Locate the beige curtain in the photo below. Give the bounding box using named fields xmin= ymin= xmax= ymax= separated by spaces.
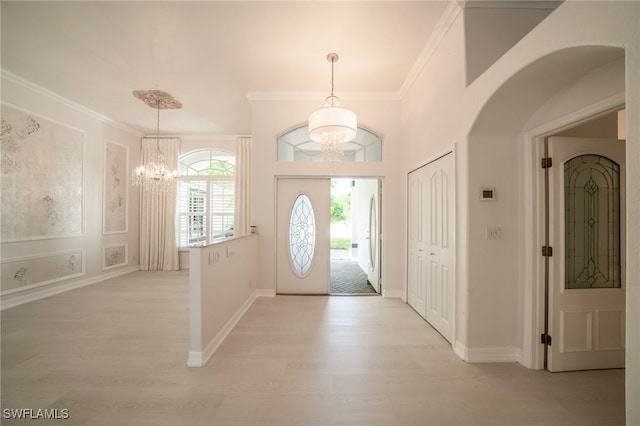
xmin=139 ymin=138 xmax=180 ymax=271
xmin=234 ymin=137 xmax=252 ymax=236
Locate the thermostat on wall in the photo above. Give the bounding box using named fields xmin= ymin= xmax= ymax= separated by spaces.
xmin=480 ymin=188 xmax=495 ymax=201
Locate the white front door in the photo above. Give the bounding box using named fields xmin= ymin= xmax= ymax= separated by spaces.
xmin=548 ymin=137 xmax=625 ymax=372
xmin=276 ymin=178 xmax=330 ymax=294
xmin=407 ymin=153 xmax=455 ymax=342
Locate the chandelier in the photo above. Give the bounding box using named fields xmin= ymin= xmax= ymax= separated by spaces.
xmin=131 ymin=90 xmax=181 ymax=194
xmin=308 ymin=53 xmax=357 ymax=162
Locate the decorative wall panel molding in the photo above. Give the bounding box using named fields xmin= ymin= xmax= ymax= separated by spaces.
xmin=103 ymin=140 xmax=129 ymax=234
xmin=1 ymin=249 xmax=85 ymax=294
xmin=103 ymin=244 xmax=128 ymax=270
xmin=1 ymin=103 xmax=84 ymax=241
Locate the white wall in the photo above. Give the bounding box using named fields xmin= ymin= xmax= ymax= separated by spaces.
xmin=180 ymin=135 xmax=238 ymax=155
xmin=188 ymin=234 xmax=259 ymax=367
xmin=1 ymin=72 xmax=141 ymax=309
xmin=463 ymin=6 xmax=555 ymax=85
xmin=401 ymin=7 xmax=470 ymax=354
xmin=250 ymin=97 xmax=405 ymax=297
xmin=402 ymin=1 xmax=639 ymax=421
xmin=464 ymin=4 xmax=633 ymax=355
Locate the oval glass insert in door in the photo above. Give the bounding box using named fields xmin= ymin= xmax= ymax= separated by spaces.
xmin=289 ymin=194 xmax=316 ymax=276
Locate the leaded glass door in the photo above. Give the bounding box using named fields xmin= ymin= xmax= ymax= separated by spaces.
xmin=276 ymin=178 xmax=330 ymax=294
xmin=548 ymin=137 xmax=625 ymax=372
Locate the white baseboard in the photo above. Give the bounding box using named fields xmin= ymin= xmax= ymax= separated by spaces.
xmin=254 ymin=289 xmax=276 ymax=297
xmin=186 ymin=351 xmax=205 ymax=368
xmin=453 ymin=340 xmax=468 ymax=361
xmin=382 ymin=289 xmax=403 ymax=298
xmin=1 ymin=265 xmax=140 ymax=310
xmin=452 ymin=341 xmax=522 ymax=364
xmin=187 ymin=288 xmax=273 ymax=368
xmin=466 ymin=346 xmax=523 ymax=363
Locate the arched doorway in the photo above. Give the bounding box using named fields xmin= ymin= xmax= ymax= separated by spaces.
xmin=467 ymin=46 xmax=626 ymax=370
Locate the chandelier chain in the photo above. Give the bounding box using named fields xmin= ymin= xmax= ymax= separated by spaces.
xmin=330 ymin=57 xmax=335 ymax=98
xmin=156 ymin=99 xmax=161 ymax=154
xmin=307 ymin=53 xmax=357 ymax=163
xmin=131 ymin=90 xmax=180 ymax=194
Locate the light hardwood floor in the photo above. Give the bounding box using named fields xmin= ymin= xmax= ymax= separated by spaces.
xmin=1 ymin=271 xmax=624 ymax=425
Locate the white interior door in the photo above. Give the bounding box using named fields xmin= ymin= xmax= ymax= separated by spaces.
xmin=277 ymin=178 xmax=330 ymax=294
xmin=407 ymin=153 xmax=454 ymax=342
xmin=548 ymin=137 xmax=625 ymax=372
xmin=424 ymin=153 xmax=454 ymax=342
xmin=408 ymin=167 xmax=427 ymax=318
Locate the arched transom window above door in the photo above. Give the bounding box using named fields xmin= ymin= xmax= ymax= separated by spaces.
xmin=277 ymin=125 xmax=382 ymax=162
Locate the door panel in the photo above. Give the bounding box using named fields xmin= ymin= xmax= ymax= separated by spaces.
xmin=424 ymin=154 xmax=454 ymax=342
xmin=407 ymin=153 xmax=454 ymax=342
xmin=548 ymin=137 xmax=625 ymax=372
xmin=408 ymin=170 xmax=426 ymax=317
xmin=277 ymin=178 xmax=330 ymax=294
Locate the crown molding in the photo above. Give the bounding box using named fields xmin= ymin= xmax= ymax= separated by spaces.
xmin=1 ymin=69 xmax=143 ymax=138
xmin=246 ymin=91 xmax=401 ymax=103
xmin=176 ymin=134 xmax=251 ymax=141
xmin=399 ymin=1 xmax=462 ymax=98
xmin=458 ymin=0 xmax=562 ymax=10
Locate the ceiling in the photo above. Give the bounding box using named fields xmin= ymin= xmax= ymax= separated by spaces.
xmin=1 ymin=1 xmax=453 ymax=136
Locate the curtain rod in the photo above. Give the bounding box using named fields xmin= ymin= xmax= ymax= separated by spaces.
xmin=142 ymin=136 xmax=181 ymax=139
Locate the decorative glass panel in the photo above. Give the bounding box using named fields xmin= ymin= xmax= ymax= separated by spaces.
xmin=179 ymin=149 xmax=235 ymax=176
xmin=289 ymin=194 xmax=316 ymax=276
xmin=278 ymin=125 xmax=382 ymax=162
xmin=564 ymin=155 xmax=620 ymax=289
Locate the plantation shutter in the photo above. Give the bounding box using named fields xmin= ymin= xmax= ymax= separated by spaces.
xmin=177 ymin=180 xmax=208 ymax=246
xmin=209 ymin=180 xmax=235 ymax=240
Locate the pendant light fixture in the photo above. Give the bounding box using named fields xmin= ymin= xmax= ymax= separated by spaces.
xmin=131 ymin=90 xmax=181 ymax=195
xmin=308 ymin=53 xmax=357 ymax=162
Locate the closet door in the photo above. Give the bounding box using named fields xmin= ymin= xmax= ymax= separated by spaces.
xmin=424 ymin=153 xmax=454 ymax=342
xmin=408 ymin=167 xmax=427 ymax=317
xmin=407 ymin=153 xmax=454 ymax=342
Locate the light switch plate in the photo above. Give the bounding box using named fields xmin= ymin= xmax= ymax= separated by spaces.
xmin=486 ymin=226 xmax=504 ymax=240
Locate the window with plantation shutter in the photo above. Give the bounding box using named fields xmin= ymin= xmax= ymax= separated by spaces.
xmin=176 ymin=149 xmax=235 ymax=247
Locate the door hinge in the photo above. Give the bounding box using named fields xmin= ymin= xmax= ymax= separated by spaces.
xmin=541 ymin=333 xmax=552 ymax=346
xmin=542 ymin=246 xmax=553 ymax=257
xmin=541 ymin=157 xmax=552 ymax=168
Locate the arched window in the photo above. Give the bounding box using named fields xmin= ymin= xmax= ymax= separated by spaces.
xmin=277 ymin=124 xmax=382 ymax=162
xmin=176 ymin=149 xmax=235 ymax=247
